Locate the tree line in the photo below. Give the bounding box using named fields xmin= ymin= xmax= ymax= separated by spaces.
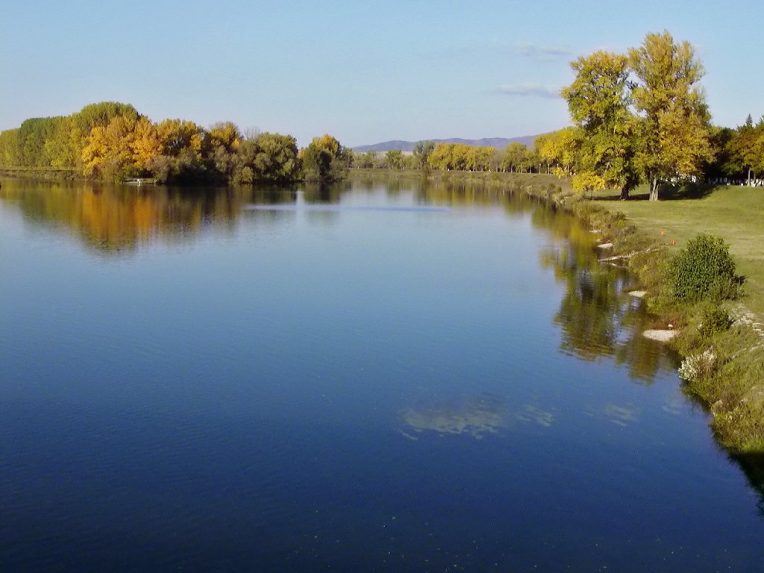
xmin=539 ymin=31 xmax=764 ymax=200
xmin=355 ymin=31 xmax=763 ymax=201
xmin=3 ymin=31 xmax=761 ymax=196
xmin=351 ymin=141 xmax=547 ymax=173
xmin=0 ymin=102 xmax=350 ymax=184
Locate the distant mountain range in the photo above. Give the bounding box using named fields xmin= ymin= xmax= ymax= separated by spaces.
xmin=353 ymin=135 xmax=538 ymax=153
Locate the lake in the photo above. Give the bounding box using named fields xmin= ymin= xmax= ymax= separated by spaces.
xmin=1 ymin=175 xmax=762 ymax=571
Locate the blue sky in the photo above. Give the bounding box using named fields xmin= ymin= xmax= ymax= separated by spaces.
xmin=1 ymin=0 xmax=762 ymax=146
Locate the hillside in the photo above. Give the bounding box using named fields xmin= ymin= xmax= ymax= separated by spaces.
xmin=354 ymin=135 xmax=537 ymax=153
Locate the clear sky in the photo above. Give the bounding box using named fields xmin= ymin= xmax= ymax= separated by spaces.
xmin=1 ymin=0 xmax=762 ymax=147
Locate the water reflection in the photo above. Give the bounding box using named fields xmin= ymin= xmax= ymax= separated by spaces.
xmin=734 ymin=454 xmax=764 ymax=516
xmin=400 ymin=398 xmax=559 ymax=439
xmin=603 ymin=403 xmax=641 ymax=426
xmin=0 ymin=179 xmax=246 ymax=253
xmin=2 ymin=173 xmax=762 ymax=509
xmin=401 ymin=395 xmax=508 ymax=439
xmin=0 ymin=173 xmax=696 ymax=385
xmin=536 ymin=206 xmax=673 ymax=381
xmin=514 ymin=404 xmax=556 ymax=428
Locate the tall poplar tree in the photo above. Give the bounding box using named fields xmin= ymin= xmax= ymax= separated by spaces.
xmin=629 ymin=31 xmax=713 ymax=200
xmin=561 ymin=51 xmax=639 ymax=199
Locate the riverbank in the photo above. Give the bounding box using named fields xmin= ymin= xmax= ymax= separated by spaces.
xmin=519 ymin=177 xmax=762 ymax=453
xmin=7 ymin=166 xmax=762 ymax=451
xmin=592 ymin=186 xmax=764 ymax=319
xmin=588 ymin=184 xmax=764 ymax=453
xmin=0 ymin=167 xmax=83 ymax=181
xmin=353 ymin=169 xmax=763 ymax=453
xmin=528 ymin=178 xmax=763 ymax=452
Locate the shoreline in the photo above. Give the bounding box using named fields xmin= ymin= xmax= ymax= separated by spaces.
xmin=350 ymin=169 xmax=763 ymax=453
xmin=5 ymin=167 xmax=762 ymax=452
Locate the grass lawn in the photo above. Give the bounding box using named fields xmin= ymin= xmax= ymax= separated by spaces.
xmin=595 ymin=185 xmax=764 ymax=319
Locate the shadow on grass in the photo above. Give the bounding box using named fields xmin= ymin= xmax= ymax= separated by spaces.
xmin=660 ymin=182 xmax=717 ymax=200
xmin=593 ymin=182 xmax=718 ymax=202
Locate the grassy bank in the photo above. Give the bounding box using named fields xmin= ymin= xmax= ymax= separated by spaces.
xmin=349 ymin=168 xmax=566 ymax=192
xmin=595 ymin=186 xmax=764 ymax=321
xmin=540 ymin=180 xmax=763 ymax=453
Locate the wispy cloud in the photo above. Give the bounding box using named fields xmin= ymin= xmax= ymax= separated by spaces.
xmin=514 ymin=42 xmax=572 ymax=61
xmin=495 ymin=83 xmax=561 ymax=99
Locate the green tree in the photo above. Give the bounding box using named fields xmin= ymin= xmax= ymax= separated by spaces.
xmin=205 ymin=122 xmax=242 ymax=180
xmin=0 ymin=129 xmax=20 ymax=166
xmin=43 ymin=116 xmax=81 ymax=169
xmin=629 ymin=31 xmax=713 ymax=200
xmin=17 ymin=117 xmax=59 ymax=167
xmin=502 ymin=142 xmax=528 ymax=173
xmin=385 ymin=149 xmax=404 ymax=170
xmin=727 ymin=115 xmax=764 ymax=184
xmin=450 ymin=144 xmax=470 ymax=170
xmin=71 ymin=102 xmax=140 ymax=170
xmin=523 ymin=147 xmax=542 ymax=174
xmin=472 ymin=146 xmax=495 ymax=171
xmin=74 ymin=102 xmax=139 ymax=133
xmin=301 ymin=134 xmax=348 ymax=182
xmin=413 ymin=141 xmax=435 ymax=171
xmin=536 ymin=127 xmax=582 ymax=177
xmin=704 ymin=126 xmax=738 ymax=180
xmin=352 ymin=151 xmax=378 ymax=169
xmin=149 ymin=119 xmax=207 ymax=182
xmin=562 ymin=50 xmax=639 ymax=199
xmin=233 ymin=132 xmax=300 ymax=184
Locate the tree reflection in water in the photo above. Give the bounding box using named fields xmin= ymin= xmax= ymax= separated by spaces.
xmin=2 ymin=173 xmax=762 ymax=509
xmin=733 ymin=453 xmax=764 ymax=517
xmin=0 ymin=179 xmax=253 ymax=253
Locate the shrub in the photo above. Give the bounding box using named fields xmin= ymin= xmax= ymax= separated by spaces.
xmin=678 ymin=349 xmax=716 ymax=382
xmin=670 ymin=234 xmax=739 ymax=302
xmin=698 ymin=305 xmax=732 ymax=338
xmin=572 ymin=171 xmax=606 ymax=196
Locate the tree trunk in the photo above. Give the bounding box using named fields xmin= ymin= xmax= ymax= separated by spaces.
xmin=649 ymin=178 xmax=659 ymax=201
xmin=620 ymin=186 xmax=630 ymax=200
xmin=747 ymin=167 xmax=752 ymax=186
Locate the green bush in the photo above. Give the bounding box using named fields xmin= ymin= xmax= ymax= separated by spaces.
xmin=698 ymin=304 xmax=732 ymax=338
xmin=670 ymin=234 xmax=739 ymax=302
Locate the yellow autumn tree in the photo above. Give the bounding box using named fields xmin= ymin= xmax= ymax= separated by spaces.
xmin=629 ymin=31 xmax=714 ymax=200
xmin=131 ymin=117 xmax=162 ymax=173
xmin=82 ymin=116 xmax=131 ymax=178
xmin=537 ymin=127 xmax=582 ymax=177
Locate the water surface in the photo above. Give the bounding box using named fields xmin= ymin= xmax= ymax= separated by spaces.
xmin=1 ymin=176 xmax=762 ymax=571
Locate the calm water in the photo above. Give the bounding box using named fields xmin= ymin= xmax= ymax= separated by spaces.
xmin=1 ymin=176 xmax=762 ymax=571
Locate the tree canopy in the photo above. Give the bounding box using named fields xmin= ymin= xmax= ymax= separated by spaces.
xmin=301 ymin=134 xmax=350 ymax=183
xmin=629 ymin=31 xmax=713 ymax=199
xmin=553 ymin=30 xmax=720 ymax=200
xmin=561 ymin=51 xmax=639 ymax=198
xmin=0 ymin=102 xmax=346 ymax=186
